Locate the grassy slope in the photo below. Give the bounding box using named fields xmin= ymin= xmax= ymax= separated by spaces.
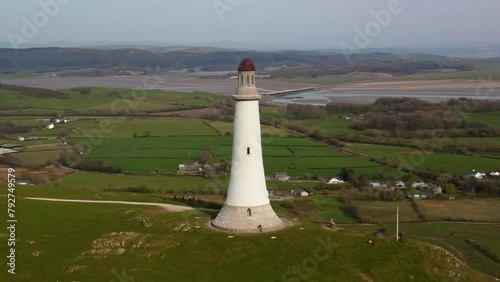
xmin=4 ymin=177 xmax=500 ymax=280
xmin=14 ymin=172 xmax=221 ymax=199
xmin=0 ymin=198 xmax=494 ymax=282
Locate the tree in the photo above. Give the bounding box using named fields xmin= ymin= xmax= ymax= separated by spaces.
xmin=437 ymin=174 xmax=452 ymax=187
xmin=217 ymin=160 xmax=230 ymax=174
xmin=200 ymin=149 xmax=213 ymax=164
xmin=403 ymin=172 xmax=416 ymax=182
xmin=445 ymin=183 xmax=456 ymax=194
xmin=79 ymin=87 xmax=91 ymax=95
xmin=203 ymin=164 xmax=215 ymax=178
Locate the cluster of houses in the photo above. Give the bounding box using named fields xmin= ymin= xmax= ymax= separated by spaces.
xmin=16 ymin=136 xmax=56 ymax=142
xmin=15 ymin=117 xmax=71 ymax=142
xmin=178 ymin=163 xmax=203 ymax=174
xmin=176 ymin=162 xmax=499 ymax=200
xmin=39 ymin=117 xmax=70 ymax=130
xmin=468 ymin=170 xmax=500 ymax=180
xmin=368 ymin=180 xmax=441 ymax=195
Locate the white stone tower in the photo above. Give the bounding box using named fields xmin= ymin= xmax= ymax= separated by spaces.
xmin=211 ymin=58 xmax=284 ymax=233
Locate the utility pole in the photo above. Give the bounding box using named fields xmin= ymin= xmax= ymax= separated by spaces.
xmin=396 ymin=206 xmax=399 ymax=241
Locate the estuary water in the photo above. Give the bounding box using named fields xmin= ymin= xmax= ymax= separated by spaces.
xmin=269 ymin=90 xmax=500 ymax=105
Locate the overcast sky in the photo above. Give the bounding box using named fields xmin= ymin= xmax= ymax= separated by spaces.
xmin=2 ymin=0 xmax=500 ymax=49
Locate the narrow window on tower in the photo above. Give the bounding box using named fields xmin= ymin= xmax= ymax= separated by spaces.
xmin=251 ymin=75 xmax=254 ymax=84
xmin=240 ymin=75 xmax=243 ymax=86
xmin=246 ymin=75 xmax=250 ymax=85
xmin=247 ymin=147 xmax=250 ymax=155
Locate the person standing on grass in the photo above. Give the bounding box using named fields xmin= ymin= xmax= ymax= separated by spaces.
xmin=329 ymin=218 xmax=336 ymax=228
xmin=398 ymin=232 xmax=405 ymax=241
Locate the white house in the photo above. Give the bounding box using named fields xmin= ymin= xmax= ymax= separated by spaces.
xmin=412 ymin=181 xmax=429 ymax=189
xmin=275 ymin=172 xmax=290 ymax=182
xmin=46 ymin=123 xmax=55 ymax=129
xmin=490 ymin=172 xmax=499 ymax=177
xmin=433 ymin=186 xmax=442 ymax=194
xmin=395 ymin=181 xmax=406 ymax=189
xmin=468 ymin=170 xmax=487 ymax=179
xmin=327 ymin=177 xmax=344 ymax=184
xmin=472 ymin=172 xmax=486 ymax=180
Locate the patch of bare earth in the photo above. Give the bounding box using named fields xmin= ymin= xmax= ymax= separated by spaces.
xmin=65 ymin=265 xmax=88 ymax=274
xmin=0 ymin=166 xmax=74 ymax=183
xmin=357 ymin=272 xmax=375 ymax=282
xmin=78 ymin=231 xmax=180 ymax=260
xmin=419 ymin=242 xmax=469 ymax=282
xmin=79 ymin=231 xmax=142 ymax=259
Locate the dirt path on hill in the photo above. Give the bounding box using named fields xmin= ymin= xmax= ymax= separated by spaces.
xmin=24 ymin=197 xmax=198 ymax=212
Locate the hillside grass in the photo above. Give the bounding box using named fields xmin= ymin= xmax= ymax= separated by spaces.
xmin=0 ymin=198 xmax=494 ymax=282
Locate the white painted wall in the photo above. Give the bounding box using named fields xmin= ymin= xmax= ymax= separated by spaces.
xmin=225 ymin=71 xmax=270 ymax=207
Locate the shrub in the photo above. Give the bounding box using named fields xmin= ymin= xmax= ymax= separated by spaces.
xmin=280 ymin=200 xmax=295 ymax=209
xmin=79 ymin=87 xmax=92 ymax=95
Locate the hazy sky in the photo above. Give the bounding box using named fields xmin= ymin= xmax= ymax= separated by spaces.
xmin=2 ymin=0 xmax=500 ymax=49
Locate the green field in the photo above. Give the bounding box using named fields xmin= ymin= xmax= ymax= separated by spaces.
xmin=465 ymin=112 xmax=500 ymax=128
xmin=344 ymin=143 xmax=500 ymax=174
xmin=73 ymin=136 xmax=384 ymax=176
xmin=352 ymin=200 xmax=420 ymax=223
xmin=7 ymin=143 xmax=72 ymax=166
xmin=0 ymin=87 xmax=224 ymax=115
xmin=14 ymin=172 xmax=221 ymax=203
xmin=56 ymin=118 xmax=386 ymax=176
xmin=207 ymin=121 xmax=290 ymax=137
xmin=0 ymin=198 xmax=495 ymax=281
xmin=65 ymin=118 xmax=218 ymax=138
xmin=290 ymin=117 xmax=363 ymax=136
xmin=416 ymin=198 xmax=500 ymax=222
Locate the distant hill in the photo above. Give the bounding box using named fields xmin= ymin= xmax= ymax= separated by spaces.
xmin=0 ymin=47 xmax=475 ymax=74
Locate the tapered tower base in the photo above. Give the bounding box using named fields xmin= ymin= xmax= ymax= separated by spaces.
xmin=212 ymin=203 xmax=285 ymax=233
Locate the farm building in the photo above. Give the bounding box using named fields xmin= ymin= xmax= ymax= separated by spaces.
xmin=178 ymin=163 xmax=202 ymax=175
xmin=327 ymin=177 xmax=344 ymax=184
xmin=275 ymin=172 xmax=290 ymax=181
xmin=412 ymin=181 xmax=429 ymax=189
xmin=433 ymin=186 xmax=442 ymax=194
xmin=395 ymin=181 xmax=406 ymax=189
xmin=370 ymin=182 xmax=388 ymax=189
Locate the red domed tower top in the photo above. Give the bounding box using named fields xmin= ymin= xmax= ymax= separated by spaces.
xmin=238 ymin=58 xmax=256 ymax=72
